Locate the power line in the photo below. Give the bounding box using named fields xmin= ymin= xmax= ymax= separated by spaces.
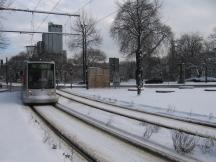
xmin=61 ymin=0 xmax=94 ymax=45
xmin=6 ymin=0 xmax=17 ymax=8
xmin=95 ymin=10 xmax=117 ymax=24
xmin=34 ymin=0 xmax=63 ymax=31
xmin=76 ymin=0 xmax=93 ymax=12
xmin=29 ymin=0 xmax=43 ymax=45
xmin=0 ymin=7 xmax=80 ymax=16
xmin=0 ymin=30 xmax=80 ymax=35
xmin=34 ymin=0 xmax=43 ymax=10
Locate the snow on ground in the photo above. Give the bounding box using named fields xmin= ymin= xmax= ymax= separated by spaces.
xmin=66 ymin=87 xmax=216 ymax=118
xmin=0 ymin=92 xmax=85 ymax=162
xmin=0 ymin=89 xmax=8 ymax=92
xmin=36 ymin=105 xmax=167 ymax=162
xmin=58 ymin=95 xmax=216 ymax=162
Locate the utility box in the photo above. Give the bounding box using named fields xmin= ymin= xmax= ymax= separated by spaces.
xmin=88 ymin=67 xmax=110 ymax=88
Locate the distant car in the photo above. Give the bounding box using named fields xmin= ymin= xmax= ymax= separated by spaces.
xmin=145 ymin=78 xmax=163 ymax=84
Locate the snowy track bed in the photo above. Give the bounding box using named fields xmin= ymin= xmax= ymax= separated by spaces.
xmin=57 ymin=90 xmax=216 ymax=140
xmin=57 ymin=91 xmax=216 ymax=162
xmin=59 ymin=89 xmax=216 ymax=127
xmin=32 ymin=105 xmax=174 ymax=162
xmin=30 ymin=106 xmax=96 ymax=162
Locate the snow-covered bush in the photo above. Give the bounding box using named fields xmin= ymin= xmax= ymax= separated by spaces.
xmin=142 ymin=123 xmax=160 ymax=139
xmin=167 ymin=105 xmax=175 ymax=113
xmin=63 ymin=152 xmax=73 ymax=161
xmin=172 ymin=130 xmax=196 ymax=154
xmin=199 ymin=137 xmax=215 ymax=153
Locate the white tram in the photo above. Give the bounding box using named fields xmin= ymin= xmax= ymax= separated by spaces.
xmin=22 ymin=61 xmax=58 ymax=104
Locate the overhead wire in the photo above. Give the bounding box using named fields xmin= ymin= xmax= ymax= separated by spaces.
xmin=63 ymin=0 xmax=93 ymax=47
xmin=34 ymin=0 xmax=43 ymax=10
xmin=29 ymin=0 xmax=62 ymax=45
xmin=29 ymin=0 xmax=43 ymax=45
xmin=75 ymin=0 xmax=93 ymax=13
xmin=95 ymin=10 xmax=117 ymax=24
xmin=6 ymin=0 xmax=17 ymax=7
xmin=35 ymin=0 xmax=63 ymax=31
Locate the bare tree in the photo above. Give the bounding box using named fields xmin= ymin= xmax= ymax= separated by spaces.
xmin=72 ymin=48 xmax=107 ymax=67
xmin=207 ymin=27 xmax=216 ymax=50
xmin=0 ymin=0 xmax=9 ymax=50
xmin=69 ymin=11 xmax=102 ymax=50
xmin=110 ymin=0 xmax=171 ymax=95
xmin=175 ymin=33 xmax=203 ymax=62
xmin=69 ymin=11 xmax=102 ymax=83
xmin=209 ymin=27 xmax=216 ymax=41
xmin=87 ymin=48 xmax=106 ymax=66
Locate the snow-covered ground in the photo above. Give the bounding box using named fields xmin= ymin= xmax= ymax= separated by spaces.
xmin=66 ymin=87 xmax=216 ymax=118
xmin=1 ymin=86 xmax=216 ymax=162
xmin=0 ymin=92 xmax=86 ymax=162
xmin=0 ymin=88 xmax=8 ymax=92
xmin=58 ymin=92 xmax=216 ymax=162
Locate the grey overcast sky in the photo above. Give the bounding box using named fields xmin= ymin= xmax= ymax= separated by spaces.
xmin=0 ymin=0 xmax=216 ymax=61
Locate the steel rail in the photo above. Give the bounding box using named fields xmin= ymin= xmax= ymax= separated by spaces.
xmin=58 ymin=89 xmax=216 ymax=128
xmin=56 ymin=90 xmax=216 ymax=140
xmin=53 ymin=103 xmax=202 ymax=162
xmin=29 ymin=106 xmax=97 ymax=162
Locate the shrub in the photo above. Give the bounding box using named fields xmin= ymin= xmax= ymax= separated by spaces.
xmin=172 ymin=130 xmax=196 ymax=154
xmin=143 ymin=123 xmax=160 ymax=139
xmin=199 ymin=137 xmax=215 ymax=153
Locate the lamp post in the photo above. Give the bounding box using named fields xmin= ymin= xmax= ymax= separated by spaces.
xmin=26 ymin=45 xmax=36 ymax=59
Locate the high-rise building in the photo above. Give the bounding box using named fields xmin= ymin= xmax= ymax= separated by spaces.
xmin=42 ymin=22 xmax=63 ymax=54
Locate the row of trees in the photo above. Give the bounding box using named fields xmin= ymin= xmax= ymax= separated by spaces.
xmin=69 ymin=0 xmax=172 ymax=94
xmin=0 ymin=0 xmax=9 ymax=50
xmin=166 ymin=31 xmax=216 ymax=81
xmin=1 ymin=0 xmax=216 ymax=94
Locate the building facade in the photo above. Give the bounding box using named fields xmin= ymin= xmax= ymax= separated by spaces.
xmin=42 ymin=22 xmax=63 ymax=54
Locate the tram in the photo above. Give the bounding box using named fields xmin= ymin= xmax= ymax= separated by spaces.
xmin=22 ymin=61 xmax=58 ymax=104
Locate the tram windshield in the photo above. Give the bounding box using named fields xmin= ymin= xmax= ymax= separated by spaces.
xmin=28 ymin=63 xmax=55 ymax=89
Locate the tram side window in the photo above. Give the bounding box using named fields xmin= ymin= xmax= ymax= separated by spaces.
xmin=28 ymin=64 xmax=54 ymax=89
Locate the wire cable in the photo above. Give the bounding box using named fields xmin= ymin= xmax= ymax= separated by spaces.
xmin=34 ymin=0 xmax=43 ymax=10
xmin=35 ymin=0 xmax=63 ymax=31
xmin=95 ymin=10 xmax=117 ymax=24
xmin=6 ymin=0 xmax=17 ymax=7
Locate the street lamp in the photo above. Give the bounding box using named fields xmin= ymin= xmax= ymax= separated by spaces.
xmin=26 ymin=45 xmax=36 ymax=59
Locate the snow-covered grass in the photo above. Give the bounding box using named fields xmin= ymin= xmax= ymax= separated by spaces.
xmin=0 ymin=92 xmax=86 ymax=162
xmin=66 ymin=87 xmax=216 ymax=121
xmin=59 ymin=90 xmax=216 ymax=162
xmin=0 ymin=88 xmax=8 ymax=92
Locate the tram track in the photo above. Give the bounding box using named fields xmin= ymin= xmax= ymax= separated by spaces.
xmin=56 ymin=89 xmax=216 ymax=140
xmin=30 ymin=104 xmax=202 ymax=162
xmin=29 ymin=106 xmax=97 ymax=162
xmin=58 ymin=89 xmax=216 ymax=128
